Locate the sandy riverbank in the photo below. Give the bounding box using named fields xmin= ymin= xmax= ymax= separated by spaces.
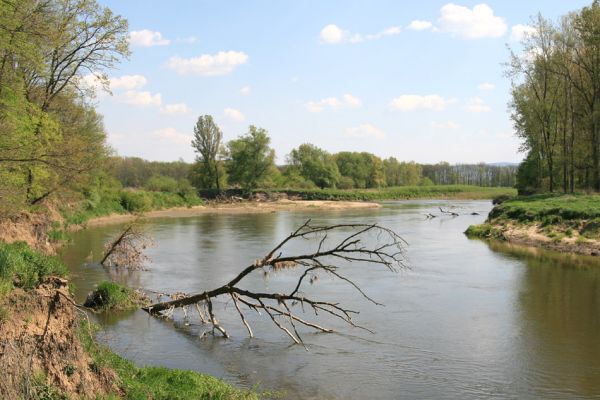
xmin=478 ymin=223 xmax=600 ymax=257
xmin=86 ymin=199 xmax=381 ymax=227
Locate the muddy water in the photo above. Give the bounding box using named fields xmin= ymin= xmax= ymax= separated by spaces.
xmin=60 ymin=201 xmax=600 ymax=399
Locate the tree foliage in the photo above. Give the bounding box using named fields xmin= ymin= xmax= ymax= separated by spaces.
xmin=190 ymin=115 xmax=226 ymax=190
xmin=288 ymin=144 xmax=340 ymax=189
xmin=226 ymin=126 xmax=276 ymax=190
xmin=0 ymin=0 xmax=128 ymax=215
xmin=508 ymin=2 xmax=600 ymax=193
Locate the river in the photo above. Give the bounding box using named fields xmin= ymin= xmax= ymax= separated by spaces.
xmin=60 ymin=200 xmax=600 ymax=399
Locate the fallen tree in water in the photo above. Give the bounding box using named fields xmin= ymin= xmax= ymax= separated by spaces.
xmin=143 ymin=220 xmax=407 ymax=345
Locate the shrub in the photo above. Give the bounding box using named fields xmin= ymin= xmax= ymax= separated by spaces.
xmin=120 ymin=190 xmax=153 ymax=212
xmin=145 ymin=175 xmax=179 ymax=193
xmin=83 ymin=281 xmax=148 ymax=311
xmin=0 ymin=242 xmax=68 ymax=296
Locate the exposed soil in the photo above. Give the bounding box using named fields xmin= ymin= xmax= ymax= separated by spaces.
xmin=87 ymin=199 xmax=382 ymax=227
xmin=0 ymin=204 xmax=62 ymax=254
xmin=0 ymin=277 xmax=118 ymax=398
xmin=493 ymin=223 xmax=600 ymax=256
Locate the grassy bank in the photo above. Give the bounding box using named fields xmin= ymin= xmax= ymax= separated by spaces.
xmin=0 ymin=242 xmax=261 ymax=399
xmin=78 ymin=321 xmax=260 ymax=400
xmin=63 ymin=188 xmax=202 ymax=227
xmin=200 ymin=185 xmax=517 ymax=201
xmin=466 ymin=194 xmax=600 ymax=255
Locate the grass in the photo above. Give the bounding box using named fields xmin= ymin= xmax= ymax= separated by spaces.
xmin=0 ymin=241 xmax=68 ymax=297
xmin=62 ymin=188 xmax=203 ymax=227
xmin=466 ymin=193 xmax=600 ymax=242
xmin=83 ymin=281 xmax=148 ymax=311
xmin=78 ymin=321 xmax=264 ymax=400
xmin=200 ymin=185 xmax=517 ymax=201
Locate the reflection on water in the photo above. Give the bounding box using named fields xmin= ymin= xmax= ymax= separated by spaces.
xmin=489 ymin=242 xmax=600 ymax=398
xmin=60 ymin=201 xmax=600 ymax=399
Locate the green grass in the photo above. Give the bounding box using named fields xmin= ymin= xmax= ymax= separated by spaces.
xmin=466 ymin=193 xmax=600 ymax=241
xmin=83 ymin=281 xmax=148 ymax=311
xmin=260 ymin=185 xmax=516 ymax=201
xmin=488 ymin=194 xmax=600 ymax=222
xmin=0 ymin=241 xmax=68 ymax=297
xmin=62 ymin=189 xmax=203 ymax=227
xmin=78 ymin=321 xmax=263 ymax=400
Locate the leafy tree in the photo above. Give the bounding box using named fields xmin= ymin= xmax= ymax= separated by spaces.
xmin=226 ymin=126 xmax=276 ymax=190
xmin=334 ymin=152 xmax=385 ymax=189
xmin=288 ymin=144 xmax=340 ymax=189
xmin=191 ymin=115 xmax=226 ymax=190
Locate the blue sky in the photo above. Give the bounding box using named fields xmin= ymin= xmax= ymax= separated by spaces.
xmin=92 ymin=0 xmax=591 ymax=164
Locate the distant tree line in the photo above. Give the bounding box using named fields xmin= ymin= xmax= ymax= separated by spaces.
xmin=178 ymin=114 xmax=517 ymax=192
xmin=508 ymin=1 xmax=600 ymax=193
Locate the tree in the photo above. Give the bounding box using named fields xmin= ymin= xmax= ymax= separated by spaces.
xmin=144 ymin=221 xmax=406 ymax=345
xmin=226 ymin=126 xmax=276 ymax=190
xmin=191 ymin=115 xmax=225 ymax=190
xmin=288 ymin=144 xmax=340 ymax=189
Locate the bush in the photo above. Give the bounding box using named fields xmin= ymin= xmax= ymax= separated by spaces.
xmin=120 ymin=190 xmax=153 ymax=213
xmin=145 ymin=175 xmax=179 ymax=193
xmin=0 ymin=242 xmax=68 ymax=296
xmin=83 ymin=281 xmax=148 ymax=311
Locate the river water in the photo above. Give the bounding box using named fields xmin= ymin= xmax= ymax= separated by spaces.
xmin=60 ymin=200 xmax=600 ymax=399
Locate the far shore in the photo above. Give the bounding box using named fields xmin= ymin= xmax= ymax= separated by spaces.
xmin=85 ymin=199 xmax=381 ymax=227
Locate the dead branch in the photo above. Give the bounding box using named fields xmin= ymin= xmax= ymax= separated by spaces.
xmin=438 ymin=207 xmax=459 ymax=217
xmin=143 ymin=220 xmax=407 ymax=345
xmin=100 ymin=221 xmax=154 ymax=269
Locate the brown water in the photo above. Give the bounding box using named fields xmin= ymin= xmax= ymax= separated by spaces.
xmin=60 ymin=201 xmax=600 ymax=399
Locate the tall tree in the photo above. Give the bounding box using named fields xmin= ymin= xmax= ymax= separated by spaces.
xmin=191 ymin=115 xmax=225 ymax=190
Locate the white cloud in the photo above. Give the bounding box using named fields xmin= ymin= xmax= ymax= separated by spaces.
xmin=510 ymin=24 xmax=536 ymax=42
xmin=342 ymin=93 xmax=362 ymax=108
xmin=153 ymin=128 xmax=192 ymax=144
xmin=166 ymin=51 xmax=248 ymax=76
xmin=478 ymin=82 xmax=495 ymax=90
xmin=320 ymin=24 xmax=345 ymax=44
xmin=465 ymin=97 xmax=491 ymax=113
xmin=119 ymin=90 xmax=162 ymax=107
xmin=345 ymin=123 xmax=386 ymax=139
xmin=176 ymin=36 xmax=198 ymax=44
xmin=437 ymin=3 xmax=507 ymax=39
xmin=224 ymin=107 xmax=245 ymax=121
xmin=129 ymin=30 xmax=170 ymax=47
xmin=305 ymin=93 xmax=362 ymax=112
xmin=363 ymin=26 xmax=402 ymax=41
xmin=390 ymin=95 xmax=453 ymax=112
xmin=408 ymin=20 xmax=433 ymax=31
xmin=240 ymin=86 xmax=251 ymax=96
xmin=319 ymin=24 xmax=400 ymax=44
xmin=431 ymin=121 xmax=460 ymax=129
xmin=160 ymin=103 xmax=189 ymax=115
xmin=110 ymin=75 xmax=147 ymax=90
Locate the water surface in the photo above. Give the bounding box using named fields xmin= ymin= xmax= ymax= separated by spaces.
xmin=61 ymin=201 xmax=600 ymax=399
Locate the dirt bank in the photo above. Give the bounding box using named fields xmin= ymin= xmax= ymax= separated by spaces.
xmin=0 ymin=277 xmax=117 ymax=398
xmin=482 ymin=223 xmax=600 ymax=256
xmin=86 ymin=199 xmax=381 ymax=227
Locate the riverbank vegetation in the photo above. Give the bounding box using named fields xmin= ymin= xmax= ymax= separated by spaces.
xmin=508 ymin=1 xmax=600 ymax=194
xmin=466 ymin=194 xmax=600 ymax=255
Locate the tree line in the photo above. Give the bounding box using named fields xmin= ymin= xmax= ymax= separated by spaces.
xmin=509 ymin=1 xmax=600 ymax=193
xmin=188 ymin=115 xmax=517 ymax=191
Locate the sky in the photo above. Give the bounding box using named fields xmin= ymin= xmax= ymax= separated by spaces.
xmin=91 ymin=0 xmax=592 ymax=164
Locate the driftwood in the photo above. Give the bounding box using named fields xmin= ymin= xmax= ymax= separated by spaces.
xmin=438 ymin=207 xmax=459 ymax=217
xmin=143 ymin=220 xmax=407 ymax=345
